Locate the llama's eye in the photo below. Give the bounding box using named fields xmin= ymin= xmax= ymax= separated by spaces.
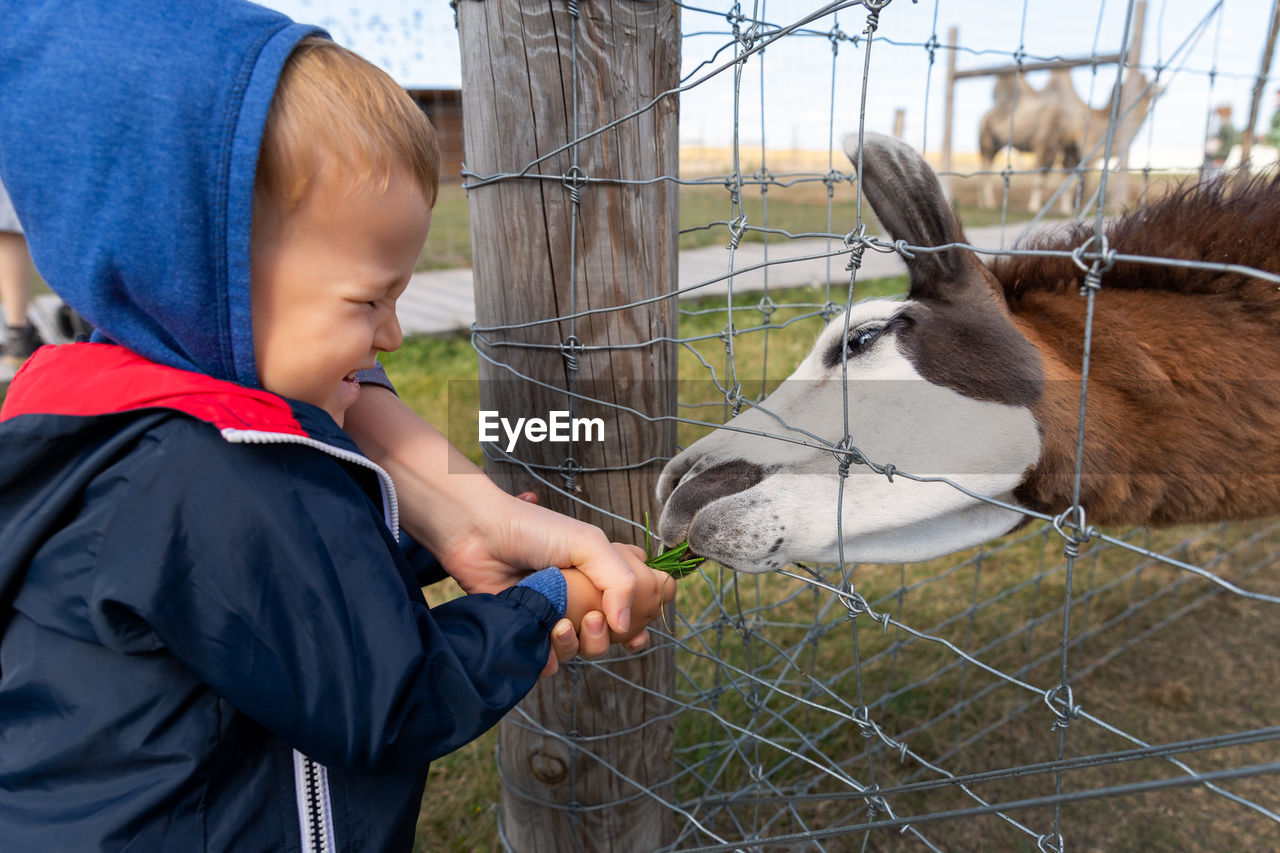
xmin=846 ymin=325 xmax=884 ymax=356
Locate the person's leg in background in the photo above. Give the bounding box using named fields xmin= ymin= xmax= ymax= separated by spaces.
xmin=0 ymin=228 xmax=40 ymax=372
xmin=0 ymin=171 xmax=42 ymax=375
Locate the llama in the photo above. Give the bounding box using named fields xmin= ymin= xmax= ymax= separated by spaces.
xmin=979 ymin=69 xmax=1157 ymax=213
xmin=656 ymin=133 xmax=1280 ymax=571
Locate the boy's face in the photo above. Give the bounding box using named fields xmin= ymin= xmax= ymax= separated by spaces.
xmin=251 ymin=164 xmax=431 ymax=425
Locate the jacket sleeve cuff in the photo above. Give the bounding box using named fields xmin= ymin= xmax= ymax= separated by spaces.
xmin=497 ymin=581 xmax=564 ymax=634
xmin=514 ymin=567 xmax=567 ymax=618
xmin=355 ymin=361 xmax=397 ymax=396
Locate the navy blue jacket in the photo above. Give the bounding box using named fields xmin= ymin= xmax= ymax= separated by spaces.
xmin=0 ymin=344 xmax=560 ymax=851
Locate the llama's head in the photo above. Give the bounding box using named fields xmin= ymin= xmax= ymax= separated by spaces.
xmin=655 ymin=133 xmax=1045 ymax=571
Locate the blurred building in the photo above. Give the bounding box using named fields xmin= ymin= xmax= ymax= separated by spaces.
xmin=406 ymin=88 xmax=464 ymax=183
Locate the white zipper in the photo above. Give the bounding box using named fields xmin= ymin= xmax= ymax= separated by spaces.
xmin=220 ymin=427 xmax=400 ymax=541
xmin=292 ymin=748 xmax=336 ymax=853
xmin=224 ymin=425 xmax=404 ymax=853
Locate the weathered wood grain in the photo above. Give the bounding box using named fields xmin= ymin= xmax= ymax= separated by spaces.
xmin=458 ymin=0 xmax=681 ymax=848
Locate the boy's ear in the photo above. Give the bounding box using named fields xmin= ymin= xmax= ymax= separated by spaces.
xmin=843 ymin=132 xmax=972 ymax=300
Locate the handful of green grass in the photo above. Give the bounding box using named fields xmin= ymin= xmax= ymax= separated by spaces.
xmin=643 ymin=512 xmax=705 ymax=579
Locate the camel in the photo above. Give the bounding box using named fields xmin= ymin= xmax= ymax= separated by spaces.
xmin=656 ymin=133 xmax=1280 ymax=571
xmin=979 ymin=69 xmax=1158 ymax=214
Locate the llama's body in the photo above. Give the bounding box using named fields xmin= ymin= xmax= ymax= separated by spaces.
xmin=656 ymin=133 xmax=1280 ymax=571
xmin=1001 ymin=191 xmax=1280 ymax=524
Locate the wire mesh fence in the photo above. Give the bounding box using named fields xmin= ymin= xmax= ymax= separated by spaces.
xmin=455 ymin=0 xmax=1280 ymax=848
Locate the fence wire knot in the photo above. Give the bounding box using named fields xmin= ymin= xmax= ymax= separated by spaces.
xmin=725 ymin=382 xmax=746 ymax=416
xmin=827 ymin=25 xmax=849 ymax=55
xmin=725 ymin=2 xmax=744 ymax=40
xmin=559 ymin=334 xmax=584 ymax=371
xmin=730 ymin=10 xmax=759 ymax=50
xmin=1038 ymin=832 xmax=1066 ymax=853
xmin=756 ymin=295 xmax=777 ymax=320
xmin=843 ymin=222 xmax=867 ymax=249
xmin=558 ymin=456 xmax=581 ymax=491
xmin=851 ymin=705 xmax=875 ymax=735
xmin=724 ymin=173 xmax=742 ymax=207
xmin=842 ymin=588 xmax=871 ymax=619
xmin=727 ymin=214 xmax=748 ymax=250
xmin=1071 ymin=233 xmax=1115 ymax=295
xmin=833 ymin=435 xmax=864 ymax=479
xmin=923 ymin=32 xmax=939 ymax=64
xmin=823 ymin=168 xmax=844 ymax=197
xmin=862 ymin=782 xmax=890 ymax=818
xmin=562 ymin=165 xmax=587 ymax=205
xmin=844 ymin=223 xmax=869 ymax=272
xmin=847 ymin=243 xmax=867 ymax=273
xmin=862 ymin=0 xmax=887 ymax=35
xmin=819 ymin=301 xmax=843 ymax=322
xmin=1044 ymin=683 xmax=1082 ymax=732
xmin=1052 ymin=506 xmax=1095 ymax=559
xmin=841 ymin=589 xmax=891 ymax=633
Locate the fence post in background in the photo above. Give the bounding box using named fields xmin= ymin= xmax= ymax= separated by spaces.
xmin=456 ymin=0 xmax=681 ymax=850
xmin=1241 ymin=0 xmax=1280 ymax=171
xmin=941 ymin=26 xmax=958 ymax=197
xmin=1108 ymin=0 xmax=1146 ymax=212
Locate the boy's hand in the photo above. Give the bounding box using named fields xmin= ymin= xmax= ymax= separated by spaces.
xmin=561 ymin=553 xmax=677 ymax=645
xmin=441 ymin=489 xmax=645 ymax=636
xmin=540 ymin=545 xmax=673 ymax=678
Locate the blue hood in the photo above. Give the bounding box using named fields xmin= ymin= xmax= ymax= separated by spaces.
xmin=0 ymin=0 xmax=322 ymax=385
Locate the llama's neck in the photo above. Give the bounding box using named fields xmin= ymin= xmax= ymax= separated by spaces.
xmin=1010 ymin=288 xmax=1280 ymax=526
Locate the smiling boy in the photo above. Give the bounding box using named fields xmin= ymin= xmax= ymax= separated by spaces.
xmin=0 ymin=5 xmax=671 ymax=851
xmin=250 ymin=158 xmax=428 ymax=425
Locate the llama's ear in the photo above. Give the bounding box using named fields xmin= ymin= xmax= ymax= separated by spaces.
xmin=843 ymin=132 xmax=971 ymax=299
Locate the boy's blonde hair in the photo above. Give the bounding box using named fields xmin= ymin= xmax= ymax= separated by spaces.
xmin=257 ymin=37 xmax=440 ymax=215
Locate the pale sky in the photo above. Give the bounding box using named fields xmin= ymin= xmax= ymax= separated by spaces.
xmin=263 ymin=0 xmax=1279 ymax=166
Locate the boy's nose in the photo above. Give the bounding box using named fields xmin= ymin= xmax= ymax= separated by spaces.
xmin=376 ymin=313 xmax=403 ymax=352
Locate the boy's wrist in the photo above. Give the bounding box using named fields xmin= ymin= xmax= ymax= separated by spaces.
xmin=515 ymin=567 xmax=567 ymax=618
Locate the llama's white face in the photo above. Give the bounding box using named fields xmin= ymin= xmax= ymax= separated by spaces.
xmin=655 ymin=300 xmax=1042 ymax=571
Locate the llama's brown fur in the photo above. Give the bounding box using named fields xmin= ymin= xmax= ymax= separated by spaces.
xmin=991 ymin=173 xmax=1280 ymax=526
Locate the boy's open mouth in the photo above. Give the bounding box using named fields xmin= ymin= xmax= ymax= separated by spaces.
xmin=342 ymin=372 xmax=359 ymax=383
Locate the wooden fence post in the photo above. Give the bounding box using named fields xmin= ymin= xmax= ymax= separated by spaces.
xmin=1241 ymin=0 xmax=1280 ymax=171
xmin=1108 ymin=0 xmax=1146 ymax=212
xmin=941 ymin=26 xmax=957 ymax=196
xmin=456 ymin=0 xmax=681 ymax=849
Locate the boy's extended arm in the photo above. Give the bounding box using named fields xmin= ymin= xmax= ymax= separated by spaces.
xmin=344 ymin=385 xmax=646 ymax=640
